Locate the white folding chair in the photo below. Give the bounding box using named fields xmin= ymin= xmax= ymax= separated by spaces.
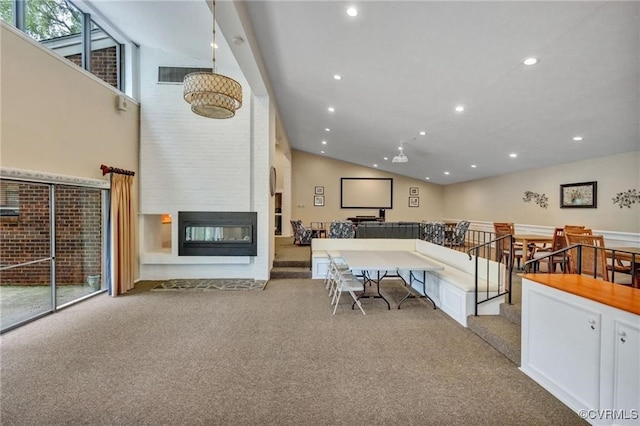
xmin=332 ymin=266 xmax=366 ymax=315
xmin=326 ymin=253 xmax=351 ymax=298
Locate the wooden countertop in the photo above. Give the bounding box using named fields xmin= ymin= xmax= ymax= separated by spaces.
xmin=521 ymin=273 xmax=640 ymax=315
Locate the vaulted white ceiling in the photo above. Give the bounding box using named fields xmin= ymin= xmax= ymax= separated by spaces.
xmin=91 ymin=1 xmax=640 ymax=185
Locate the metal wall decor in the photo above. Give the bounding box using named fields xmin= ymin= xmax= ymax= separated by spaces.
xmin=612 ymin=189 xmax=639 ymax=208
xmin=523 ymin=191 xmax=549 ymax=209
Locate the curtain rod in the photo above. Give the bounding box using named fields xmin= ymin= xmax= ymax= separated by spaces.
xmin=100 ymin=165 xmax=135 ymax=176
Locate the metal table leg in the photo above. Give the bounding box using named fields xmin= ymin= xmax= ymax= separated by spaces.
xmin=352 ymin=270 xmax=391 ymax=310
xmin=398 ymin=270 xmax=436 ymax=309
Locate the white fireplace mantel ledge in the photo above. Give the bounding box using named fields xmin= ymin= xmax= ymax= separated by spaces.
xmin=141 ymin=251 xmax=251 ymax=265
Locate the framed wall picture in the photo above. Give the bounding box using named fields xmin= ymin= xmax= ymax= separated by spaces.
xmin=408 ymin=197 xmax=419 ymax=207
xmin=314 ymin=195 xmax=325 ymax=207
xmin=315 ymin=186 xmax=324 ymax=195
xmin=560 ymin=181 xmax=597 ymax=208
xmin=409 ymin=187 xmax=419 ymax=196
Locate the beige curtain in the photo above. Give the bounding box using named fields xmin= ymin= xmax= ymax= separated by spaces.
xmin=110 ymin=174 xmax=135 ymax=296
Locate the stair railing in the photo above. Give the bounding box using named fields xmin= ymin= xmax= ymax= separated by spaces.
xmin=467 ymin=234 xmax=514 ymax=315
xmin=422 ymin=228 xmax=495 ymax=253
xmin=524 ymin=245 xmax=638 ymax=286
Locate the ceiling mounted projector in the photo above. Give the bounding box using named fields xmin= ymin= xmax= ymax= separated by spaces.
xmin=392 ymin=145 xmax=408 ymax=163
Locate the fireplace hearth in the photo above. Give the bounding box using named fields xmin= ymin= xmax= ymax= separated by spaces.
xmin=178 ymin=212 xmax=257 ymax=256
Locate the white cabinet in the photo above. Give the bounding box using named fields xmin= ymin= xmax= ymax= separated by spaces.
xmin=611 ymin=321 xmax=640 ymax=416
xmin=521 ymin=278 xmax=640 ymax=425
xmin=523 ymin=289 xmax=602 ymax=410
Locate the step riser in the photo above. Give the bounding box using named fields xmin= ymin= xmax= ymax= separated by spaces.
xmin=270 ymin=272 xmax=312 ymax=279
xmin=273 ymin=260 xmax=311 ymax=268
xmin=467 ymin=316 xmax=521 ymax=366
xmin=270 ymin=265 xmax=312 ymax=279
xmin=500 ymin=303 xmax=522 ymax=326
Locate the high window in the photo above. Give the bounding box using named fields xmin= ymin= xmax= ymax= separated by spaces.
xmin=1 ymin=0 xmax=123 ymax=90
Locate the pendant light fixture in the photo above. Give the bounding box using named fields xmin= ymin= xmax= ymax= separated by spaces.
xmin=183 ymin=1 xmax=243 ymax=119
xmin=392 ymin=142 xmax=408 ymax=163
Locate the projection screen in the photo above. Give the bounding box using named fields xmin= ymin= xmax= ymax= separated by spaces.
xmin=340 ymin=178 xmax=393 ymax=209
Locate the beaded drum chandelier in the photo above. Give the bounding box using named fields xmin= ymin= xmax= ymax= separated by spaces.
xmin=183 ymin=1 xmax=242 ymax=119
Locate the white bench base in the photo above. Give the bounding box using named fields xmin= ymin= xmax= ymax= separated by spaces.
xmin=311 ymin=239 xmax=506 ymax=327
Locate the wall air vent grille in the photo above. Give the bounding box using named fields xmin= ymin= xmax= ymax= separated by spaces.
xmin=158 ymin=67 xmax=210 ymax=84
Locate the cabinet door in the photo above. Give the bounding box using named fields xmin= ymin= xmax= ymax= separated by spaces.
xmin=613 ymin=321 xmax=640 ymax=415
xmin=526 ymin=290 xmax=602 ymax=410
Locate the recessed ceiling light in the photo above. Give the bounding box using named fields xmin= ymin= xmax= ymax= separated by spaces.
xmin=383 ymin=157 xmax=388 ymax=161
xmin=573 ymin=136 xmax=584 ymax=141
xmin=373 ymin=164 xmax=378 ymax=168
xmin=509 ymin=153 xmax=518 ymax=158
xmin=419 ymin=131 xmax=426 ymax=136
xmin=328 ymin=107 xmax=335 ymax=113
xmin=444 ymin=171 xmax=450 ymax=175
xmin=471 ymin=164 xmax=477 ymax=168
xmin=425 ymin=177 xmax=430 ymax=180
xmin=210 ymin=42 xmax=218 ymax=49
xmin=455 ymin=105 xmax=465 ymax=112
xmin=523 ymin=57 xmax=538 ymax=66
xmin=333 ymin=74 xmax=342 ymax=80
xmin=320 ymin=150 xmax=325 ymax=154
xmin=325 ymin=128 xmax=330 ymax=132
xmin=321 ymin=140 xmax=327 ymax=145
xmin=346 ymin=7 xmax=358 ymax=17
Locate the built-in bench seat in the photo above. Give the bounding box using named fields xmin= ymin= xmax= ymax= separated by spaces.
xmin=311 ymin=238 xmax=506 ymax=327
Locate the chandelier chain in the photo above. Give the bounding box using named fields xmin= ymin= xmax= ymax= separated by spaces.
xmin=211 ymin=0 xmax=216 ymax=73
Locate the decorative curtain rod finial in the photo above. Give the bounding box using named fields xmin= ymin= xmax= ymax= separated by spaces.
xmin=100 ymin=164 xmax=135 ymax=176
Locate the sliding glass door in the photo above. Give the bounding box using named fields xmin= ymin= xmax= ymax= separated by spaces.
xmin=0 ymin=179 xmax=106 ymax=332
xmin=55 ymin=185 xmax=105 ymax=307
xmin=0 ymin=181 xmax=53 ymax=329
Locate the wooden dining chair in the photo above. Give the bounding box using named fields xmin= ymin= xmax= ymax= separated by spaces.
xmin=565 ymin=233 xmax=611 ymax=281
xmin=563 ymin=226 xmax=592 ymax=248
xmin=493 ymin=222 xmax=528 ymax=268
xmin=531 ymin=227 xmax=567 ymax=272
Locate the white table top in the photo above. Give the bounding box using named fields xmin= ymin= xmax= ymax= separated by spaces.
xmin=340 ymin=250 xmax=445 ymax=272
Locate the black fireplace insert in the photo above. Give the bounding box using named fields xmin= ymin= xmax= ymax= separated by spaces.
xmin=178 ymin=212 xmax=257 ymax=256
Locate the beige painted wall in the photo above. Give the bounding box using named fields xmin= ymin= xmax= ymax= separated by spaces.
xmin=1 ymin=24 xmax=139 ymax=179
xmin=1 ymin=23 xmax=140 ymax=277
xmin=443 ymin=151 xmax=640 ymax=233
xmin=291 ymin=150 xmax=445 ymax=225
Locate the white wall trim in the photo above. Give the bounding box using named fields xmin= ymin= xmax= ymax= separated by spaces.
xmin=0 ymin=167 xmax=110 ymax=189
xmin=448 ymin=219 xmax=640 ymax=247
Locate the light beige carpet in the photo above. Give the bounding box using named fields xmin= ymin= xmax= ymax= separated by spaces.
xmin=0 ymin=278 xmax=584 ymax=425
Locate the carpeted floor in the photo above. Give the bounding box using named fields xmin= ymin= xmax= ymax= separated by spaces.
xmin=274 ymin=236 xmax=311 ymax=263
xmin=0 ymin=276 xmax=585 ymax=425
